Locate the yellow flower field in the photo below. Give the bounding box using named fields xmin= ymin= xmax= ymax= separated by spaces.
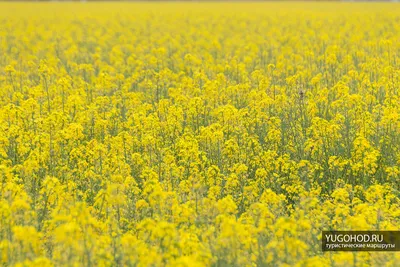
xmin=1 ymin=2 xmax=400 ymax=266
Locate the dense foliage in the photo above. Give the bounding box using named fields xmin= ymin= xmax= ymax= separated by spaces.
xmin=1 ymin=3 xmax=400 ymax=266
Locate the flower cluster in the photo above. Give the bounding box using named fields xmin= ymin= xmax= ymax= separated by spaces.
xmin=1 ymin=2 xmax=400 ymax=266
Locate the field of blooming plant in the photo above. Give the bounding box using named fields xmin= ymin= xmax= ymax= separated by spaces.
xmin=1 ymin=2 xmax=400 ymax=266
